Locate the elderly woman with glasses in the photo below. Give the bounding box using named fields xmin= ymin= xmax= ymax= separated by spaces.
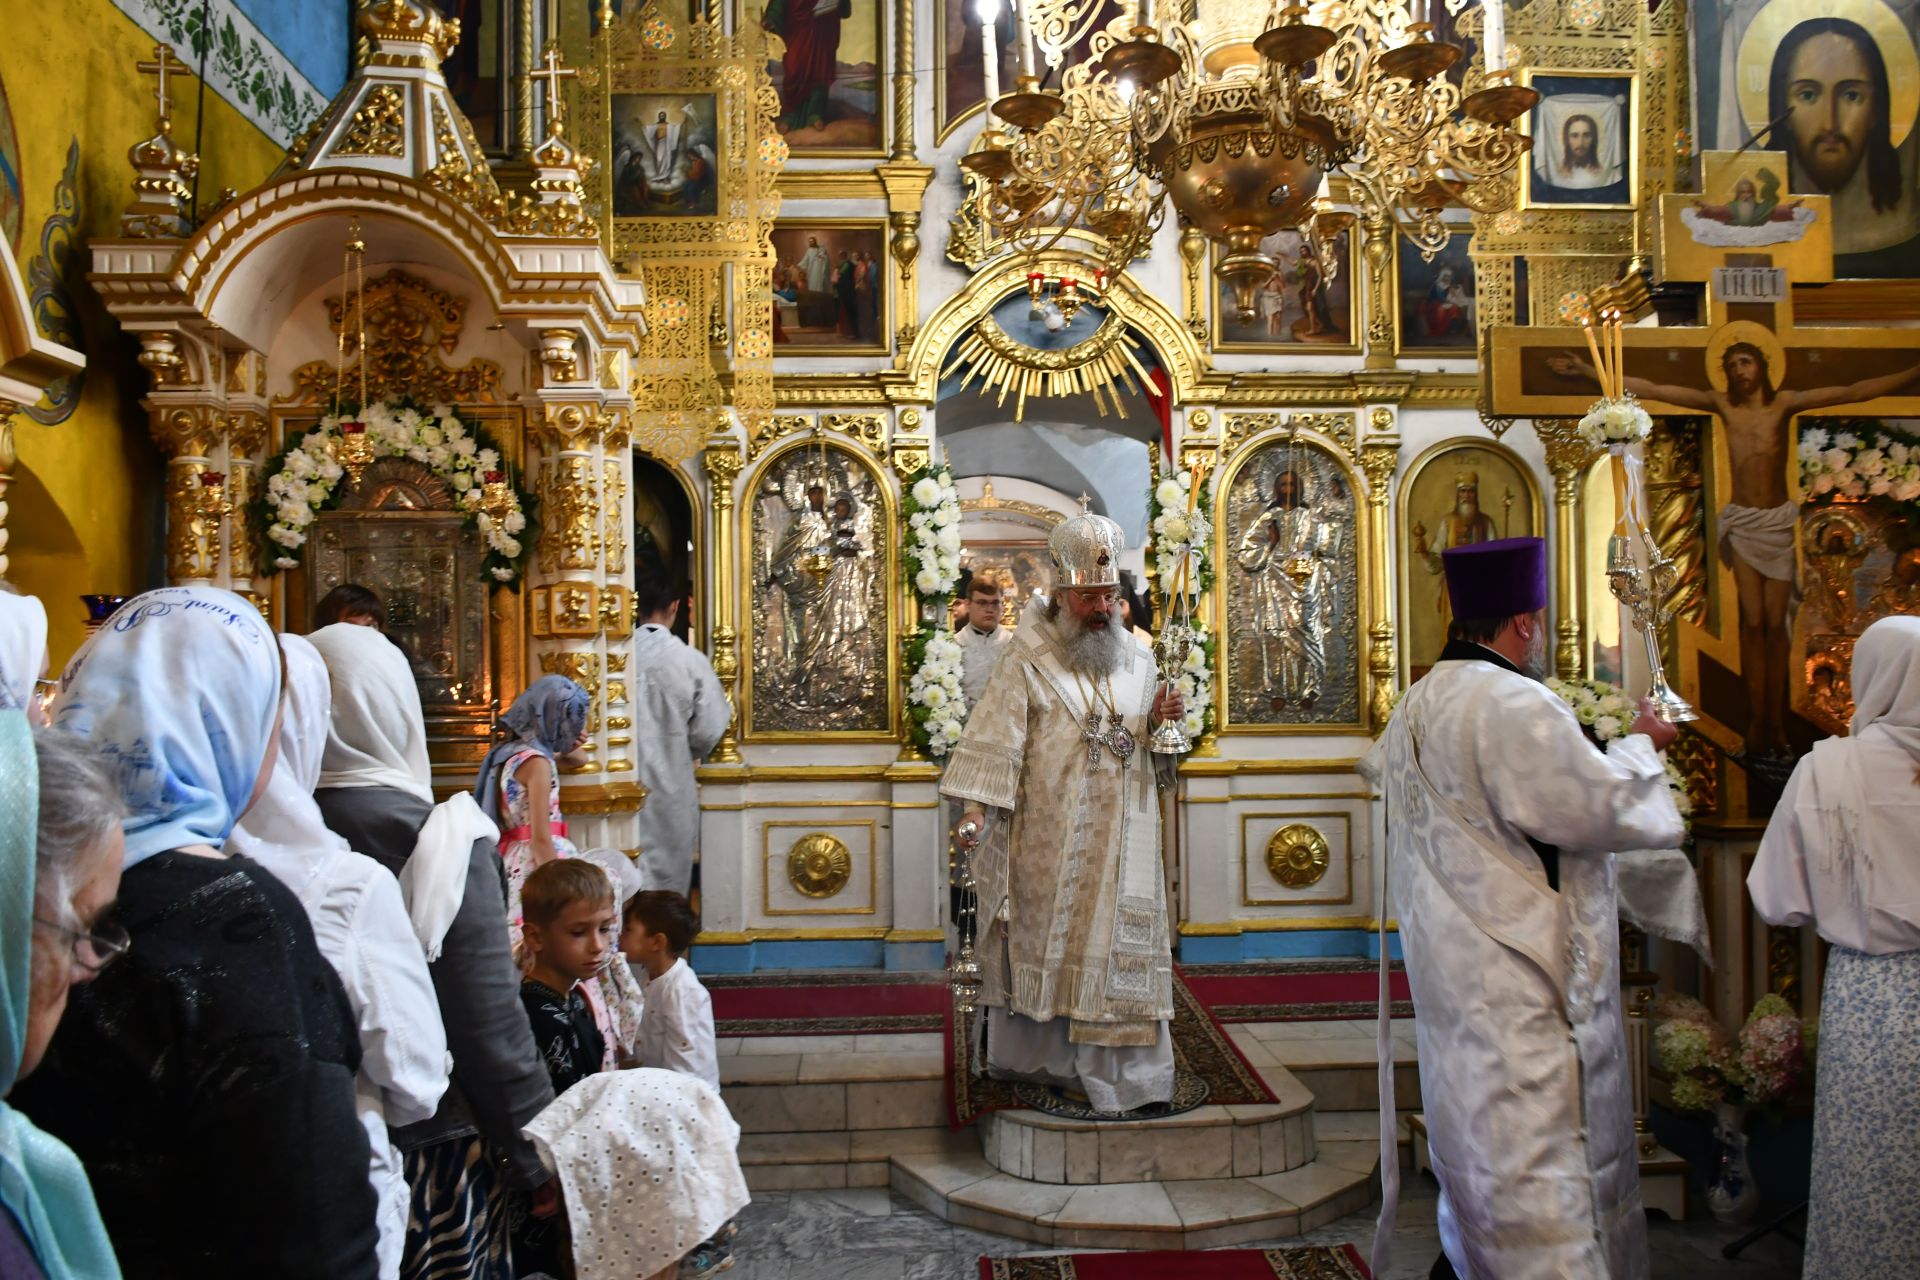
xmin=1 ymin=720 xmax=126 ymax=1280
xmin=12 ymin=588 xmax=379 ymax=1278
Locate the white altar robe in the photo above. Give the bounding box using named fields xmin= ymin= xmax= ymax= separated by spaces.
xmin=630 ymin=623 xmax=732 ymax=896
xmin=941 ymin=614 xmax=1175 ymax=1110
xmin=956 ymin=622 xmax=1012 ymax=710
xmin=1362 ymin=654 xmax=1683 ymax=1279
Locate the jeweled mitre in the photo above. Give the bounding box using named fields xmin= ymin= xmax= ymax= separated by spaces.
xmin=1049 ymin=512 xmax=1125 ymax=588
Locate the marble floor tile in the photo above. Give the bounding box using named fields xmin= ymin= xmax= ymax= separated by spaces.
xmin=796 ymin=1051 xmax=944 ymax=1083
xmin=854 ymin=1032 xmax=943 ymax=1053
xmin=739 ymin=1034 xmax=858 ymax=1055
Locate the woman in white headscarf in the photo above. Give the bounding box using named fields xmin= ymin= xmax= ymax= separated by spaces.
xmin=307 ymin=621 xmax=552 ymax=1280
xmin=0 ymin=587 xmax=50 ymax=724
xmin=1751 ymin=613 xmax=1920 ymax=1279
xmin=229 ymin=634 xmax=449 ymax=1280
xmin=9 ymin=587 xmax=380 ymax=1278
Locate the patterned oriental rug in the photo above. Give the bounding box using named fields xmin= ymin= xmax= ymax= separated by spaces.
xmin=705 ymin=970 xmax=948 ymax=1037
xmin=977 ymin=1244 xmax=1372 ymax=1279
xmin=947 ymin=972 xmax=1278 ymax=1128
xmin=1179 ymin=960 xmax=1414 ymax=1023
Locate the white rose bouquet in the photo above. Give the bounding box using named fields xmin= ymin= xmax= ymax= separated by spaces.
xmin=1546 ymin=675 xmax=1693 ymax=842
xmin=257 ymin=400 xmax=534 ymax=583
xmin=902 ymin=462 xmax=967 ymax=757
xmin=1576 ymin=394 xmax=1654 ymax=452
xmin=1799 ymin=421 xmax=1920 ymax=507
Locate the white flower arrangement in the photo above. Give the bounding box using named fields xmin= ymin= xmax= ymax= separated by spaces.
xmin=1546 ymin=675 xmax=1693 ymax=838
xmin=1576 ymin=394 xmax=1654 ymax=452
xmin=1147 ymin=462 xmax=1217 ymax=742
xmin=909 ymin=628 xmax=969 ymax=756
xmin=261 ymin=401 xmax=531 ymax=583
xmin=1798 ymin=423 xmax=1920 ymax=505
xmin=903 ymin=462 xmax=966 ymax=757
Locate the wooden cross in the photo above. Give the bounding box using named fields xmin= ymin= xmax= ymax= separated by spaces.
xmin=1487 ymin=150 xmax=1920 ymax=760
xmin=136 ymin=44 xmax=185 ymax=133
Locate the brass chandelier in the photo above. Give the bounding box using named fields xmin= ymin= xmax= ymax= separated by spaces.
xmin=960 ymin=0 xmax=1538 ymax=325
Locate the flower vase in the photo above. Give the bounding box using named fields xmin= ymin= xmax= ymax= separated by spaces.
xmin=1705 ymin=1102 xmax=1760 ymax=1224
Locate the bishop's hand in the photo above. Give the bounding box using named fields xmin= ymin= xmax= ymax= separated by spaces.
xmin=955 ymin=809 xmax=987 ymax=850
xmin=1630 ymin=696 xmax=1680 ymax=753
xmin=1153 ymin=684 xmax=1186 ymax=724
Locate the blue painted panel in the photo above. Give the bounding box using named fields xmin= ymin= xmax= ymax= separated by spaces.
xmin=232 ymin=0 xmax=350 ymax=95
xmin=884 ymin=941 xmax=946 ymax=972
xmin=1175 ymin=928 xmax=1403 ymax=964
xmin=687 ymin=937 xmax=888 ymax=973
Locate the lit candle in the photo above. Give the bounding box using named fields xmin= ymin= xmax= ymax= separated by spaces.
xmin=1481 ymin=0 xmax=1505 ymax=75
xmin=1581 ymin=318 xmax=1606 ymax=391
xmin=978 ymin=0 xmax=1002 ymax=101
xmin=1611 ymin=308 xmax=1624 ymax=401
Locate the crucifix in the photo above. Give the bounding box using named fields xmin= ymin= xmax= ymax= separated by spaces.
xmin=1489 ymin=150 xmax=1920 ymax=761
xmin=532 ymin=43 xmax=579 ymax=134
xmin=136 ymin=44 xmax=186 ymax=135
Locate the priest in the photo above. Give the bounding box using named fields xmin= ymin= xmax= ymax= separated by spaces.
xmin=1361 ymin=537 xmax=1683 ymax=1280
xmin=945 ymin=513 xmax=1184 ymax=1112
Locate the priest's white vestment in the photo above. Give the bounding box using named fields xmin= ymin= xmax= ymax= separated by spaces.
xmin=630 ymin=622 xmax=731 ymax=895
xmin=1362 ymin=651 xmax=1683 ymax=1279
xmin=940 ymin=613 xmax=1175 ymax=1110
xmin=955 ymin=622 xmax=1012 ymax=710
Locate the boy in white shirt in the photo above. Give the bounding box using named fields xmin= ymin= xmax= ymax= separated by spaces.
xmin=622 ymin=890 xmax=731 ymax=1274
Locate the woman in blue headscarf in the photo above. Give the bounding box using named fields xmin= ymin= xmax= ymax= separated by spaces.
xmin=1 ymin=718 xmax=125 ymax=1280
xmin=472 ymin=675 xmax=591 ymax=944
xmin=10 ymin=587 xmax=380 ymax=1278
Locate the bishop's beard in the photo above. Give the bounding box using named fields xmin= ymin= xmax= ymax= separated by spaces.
xmin=1051 ymin=604 xmax=1129 ymax=677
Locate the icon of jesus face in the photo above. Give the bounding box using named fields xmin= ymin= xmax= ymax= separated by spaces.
xmin=1274 ymin=471 xmax=1302 ymax=507
xmin=1563 ymin=114 xmax=1599 ymax=169
xmin=1781 ymin=29 xmax=1880 ymax=192
xmin=1724 ymin=346 xmax=1765 ymax=395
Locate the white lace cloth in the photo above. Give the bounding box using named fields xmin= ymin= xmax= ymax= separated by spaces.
xmin=522 ymin=1069 xmax=748 ymax=1280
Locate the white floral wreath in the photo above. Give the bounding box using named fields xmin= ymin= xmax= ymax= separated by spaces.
xmin=1149 ymin=466 xmax=1215 ymax=743
xmin=1546 ymin=675 xmax=1693 ymax=840
xmin=264 ymin=401 xmax=531 ymax=582
xmin=904 ymin=465 xmax=967 ymax=757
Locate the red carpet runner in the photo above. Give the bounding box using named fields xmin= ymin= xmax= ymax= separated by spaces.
xmin=977 ymin=1244 xmax=1371 ymax=1279
xmin=1179 ymin=960 xmax=1412 ymax=1023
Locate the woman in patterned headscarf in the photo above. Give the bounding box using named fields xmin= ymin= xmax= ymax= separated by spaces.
xmin=10 ymin=587 xmax=379 ymax=1278
xmin=472 ymin=675 xmax=591 ymax=940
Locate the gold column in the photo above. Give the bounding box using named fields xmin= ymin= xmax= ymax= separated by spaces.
xmin=152 ymin=407 xmax=223 ymax=584
xmin=1360 ymin=424 xmax=1400 ymax=729
xmin=225 ymin=409 xmax=267 ymax=599
xmin=889 ymin=212 xmax=923 ymax=352
xmin=533 ymin=403 xmax=608 ymax=774
xmin=703 ymin=441 xmax=745 ymax=764
xmin=888 ymin=0 xmax=914 ymax=162
xmin=1361 ymin=209 xmax=1395 ymax=370
xmin=514 ymin=0 xmax=536 ymax=156
xmin=1537 ymin=418 xmax=1597 ymax=680
xmin=891 ymin=424 xmax=933 ymax=763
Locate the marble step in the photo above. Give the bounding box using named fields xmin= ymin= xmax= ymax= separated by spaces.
xmin=718 ymin=1034 xmax=946 ymax=1135
xmin=977 ymin=1063 xmax=1319 ymax=1183
xmin=736 ymin=1126 xmax=976 ymax=1192
xmin=890 ymin=1143 xmax=1380 ymax=1251
xmin=1227 ymin=1020 xmax=1422 ymax=1113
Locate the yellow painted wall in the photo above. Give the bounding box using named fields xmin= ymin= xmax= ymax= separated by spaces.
xmin=3 ymin=0 xmax=288 ymax=665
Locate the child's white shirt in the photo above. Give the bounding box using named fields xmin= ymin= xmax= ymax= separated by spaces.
xmin=635 ymin=956 xmax=720 ymax=1091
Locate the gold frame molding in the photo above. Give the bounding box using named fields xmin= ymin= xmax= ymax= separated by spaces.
xmin=1391 ymin=225 xmax=1478 ymax=360
xmin=754 ymin=0 xmax=891 ymax=160
xmin=769 ymin=217 xmax=893 ymax=357
xmin=1394 ymin=435 xmax=1546 ymax=683
xmin=1518 ymin=68 xmax=1642 ymax=213
xmin=1207 ymin=228 xmax=1363 ymax=356
xmin=738 ymin=434 xmax=902 ymax=742
xmin=1211 ymin=418 xmax=1372 ymax=736
xmin=1241 ymin=811 xmax=1354 ymax=906
xmin=761 ymin=818 xmax=879 ymax=915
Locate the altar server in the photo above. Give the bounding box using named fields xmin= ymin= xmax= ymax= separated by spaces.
xmin=1750 ymin=613 xmax=1920 ymax=1280
xmin=946 ymin=513 xmax=1186 ymax=1113
xmin=954 ymin=575 xmax=1013 ymax=709
xmin=628 ymin=568 xmax=729 ymax=897
xmin=1361 ymin=538 xmax=1683 ymax=1279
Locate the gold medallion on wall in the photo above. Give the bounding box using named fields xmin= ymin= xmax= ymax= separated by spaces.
xmin=787 ymin=832 xmax=854 ymax=899
xmin=1265 ymin=823 xmax=1331 ymax=889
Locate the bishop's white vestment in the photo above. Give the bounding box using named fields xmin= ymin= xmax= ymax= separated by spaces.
xmin=940 ymin=613 xmax=1175 ymax=1110
xmin=630 ymin=623 xmax=732 ymax=896
xmin=1361 ymin=647 xmax=1683 ymax=1279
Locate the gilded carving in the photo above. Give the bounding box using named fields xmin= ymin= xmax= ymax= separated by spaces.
xmin=1265 ymin=823 xmax=1331 ymax=889
xmin=1221 ymin=411 xmax=1357 ymax=460
xmin=603 ymin=460 xmax=629 ymax=576
xmin=749 ymin=413 xmax=886 ymax=463
xmin=786 ymin=832 xmax=854 ymax=899
xmin=333 ymin=84 xmax=407 ymax=158
xmin=284 ymin=268 xmax=503 ymax=406
xmin=540 ymin=455 xmax=601 ymax=573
